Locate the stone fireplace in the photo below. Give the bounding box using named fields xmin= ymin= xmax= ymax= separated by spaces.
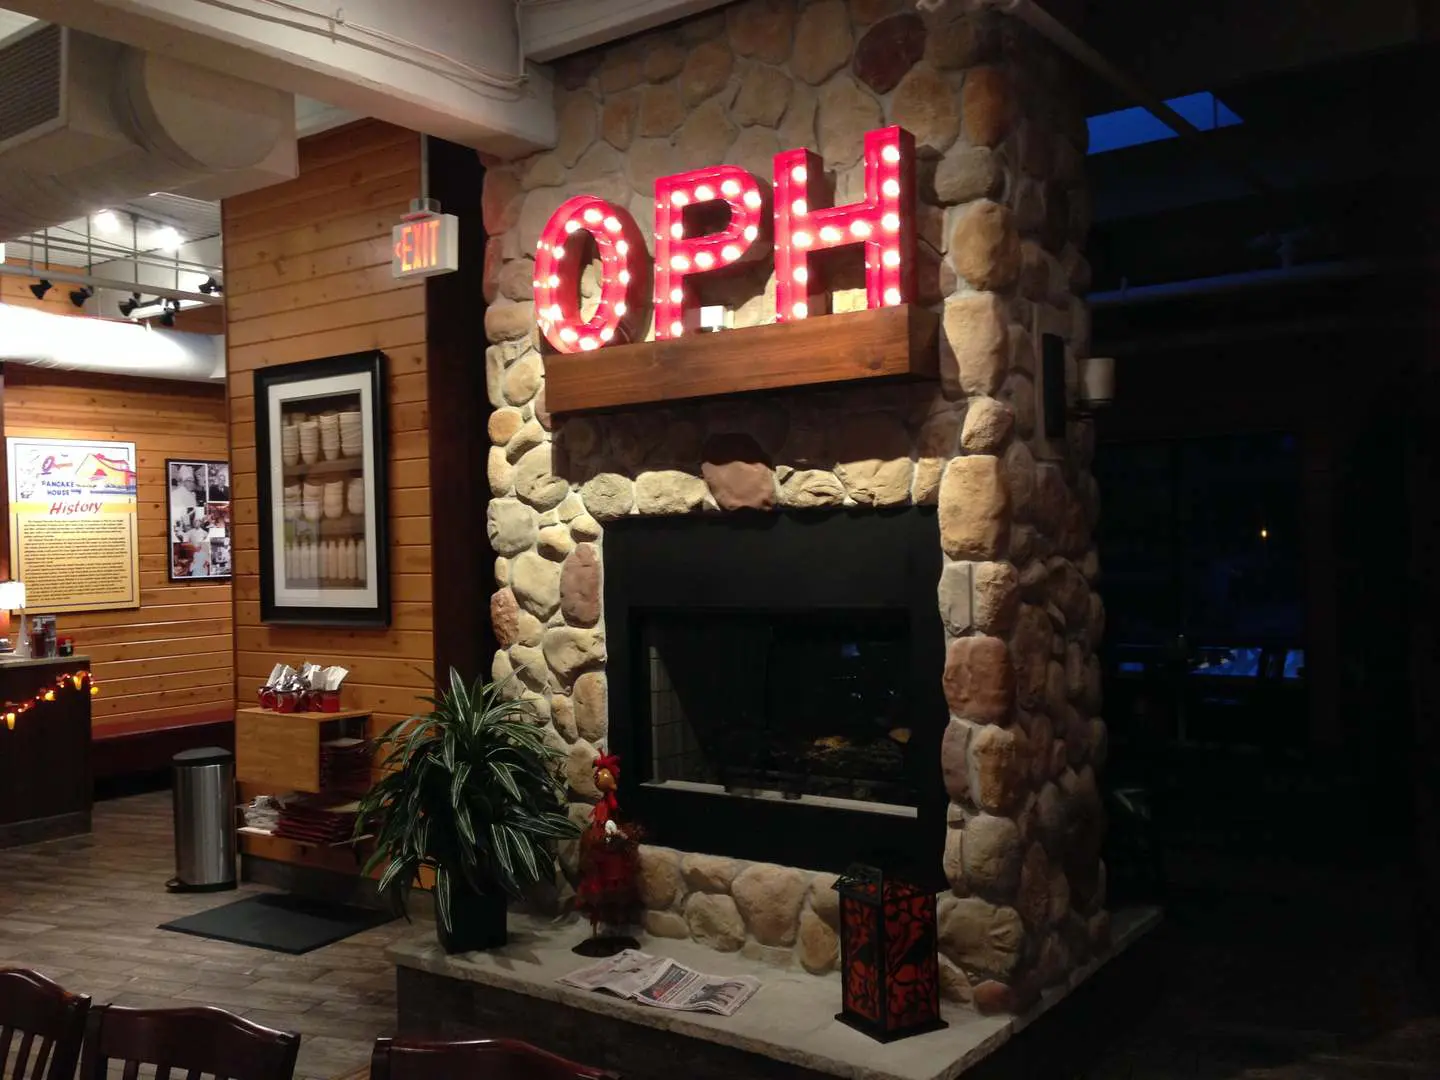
xmin=482 ymin=0 xmax=1107 ymax=1013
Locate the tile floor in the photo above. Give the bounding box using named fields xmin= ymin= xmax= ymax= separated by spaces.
xmin=0 ymin=792 xmax=407 ymax=1080
xmin=6 ymin=792 xmax=1439 ymax=1080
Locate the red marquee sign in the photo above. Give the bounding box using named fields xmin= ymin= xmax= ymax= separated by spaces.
xmin=534 ymin=125 xmax=916 ymax=354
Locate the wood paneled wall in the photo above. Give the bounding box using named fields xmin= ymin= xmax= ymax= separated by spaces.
xmin=2 ymin=367 xmax=234 ymax=736
xmin=1 ymin=264 xmax=86 ymax=316
xmin=223 ymin=119 xmax=433 ymax=739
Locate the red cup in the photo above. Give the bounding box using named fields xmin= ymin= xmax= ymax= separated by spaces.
xmin=319 ymin=689 xmax=341 ymax=712
xmin=275 ymin=690 xmax=299 ymax=714
xmin=259 ymin=686 xmax=277 ymax=710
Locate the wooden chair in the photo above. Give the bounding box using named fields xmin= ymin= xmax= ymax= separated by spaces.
xmin=78 ymin=1006 xmax=299 ymax=1080
xmin=370 ymin=1038 xmax=619 ymax=1080
xmin=0 ymin=970 xmax=90 ymax=1080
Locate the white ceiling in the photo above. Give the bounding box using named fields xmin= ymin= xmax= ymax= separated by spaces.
xmin=0 ymin=7 xmax=358 ymax=274
xmin=0 ymin=9 xmax=33 ymax=37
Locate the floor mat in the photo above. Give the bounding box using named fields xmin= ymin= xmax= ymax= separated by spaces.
xmin=160 ymin=892 xmax=394 ymax=955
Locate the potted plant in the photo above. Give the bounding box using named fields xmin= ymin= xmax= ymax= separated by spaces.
xmin=356 ymin=669 xmax=579 ymax=953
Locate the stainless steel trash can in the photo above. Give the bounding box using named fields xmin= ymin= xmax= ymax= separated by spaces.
xmin=167 ymin=746 xmax=237 ymax=892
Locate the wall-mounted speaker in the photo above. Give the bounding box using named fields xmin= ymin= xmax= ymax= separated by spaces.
xmin=1042 ymin=332 xmax=1066 ymax=439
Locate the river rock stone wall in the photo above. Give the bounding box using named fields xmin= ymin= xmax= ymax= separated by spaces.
xmin=481 ymin=0 xmax=1105 ymax=1013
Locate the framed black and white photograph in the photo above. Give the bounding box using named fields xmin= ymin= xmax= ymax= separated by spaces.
xmin=166 ymin=459 xmax=233 ymax=582
xmin=254 ymin=350 xmax=390 ymax=626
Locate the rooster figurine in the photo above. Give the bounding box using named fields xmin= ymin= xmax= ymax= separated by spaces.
xmin=573 ymin=753 xmax=643 ymax=956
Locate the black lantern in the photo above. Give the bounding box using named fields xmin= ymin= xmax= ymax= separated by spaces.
xmin=833 ymin=864 xmax=946 ymax=1042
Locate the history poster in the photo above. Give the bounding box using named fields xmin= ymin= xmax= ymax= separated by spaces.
xmin=6 ymin=437 xmax=140 ymax=613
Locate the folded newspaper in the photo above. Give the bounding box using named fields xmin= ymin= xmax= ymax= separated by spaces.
xmin=559 ymin=949 xmax=760 ymax=1016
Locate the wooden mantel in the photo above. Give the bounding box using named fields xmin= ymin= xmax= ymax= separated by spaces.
xmin=544 ymin=304 xmax=940 ymax=415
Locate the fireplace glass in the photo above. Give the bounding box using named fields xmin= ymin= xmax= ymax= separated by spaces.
xmin=639 ymin=608 xmax=918 ymax=810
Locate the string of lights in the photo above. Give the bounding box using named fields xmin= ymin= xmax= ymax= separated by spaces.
xmin=3 ymin=669 xmax=98 ymax=731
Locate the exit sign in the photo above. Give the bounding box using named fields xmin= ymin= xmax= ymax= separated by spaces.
xmin=392 ymin=212 xmax=459 ymax=279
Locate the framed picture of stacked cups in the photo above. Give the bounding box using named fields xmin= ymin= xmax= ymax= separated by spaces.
xmin=166 ymin=460 xmax=233 ymax=581
xmin=254 ymin=350 xmax=390 ymax=626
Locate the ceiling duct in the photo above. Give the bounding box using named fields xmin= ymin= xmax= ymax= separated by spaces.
xmin=0 ymin=301 xmax=223 ymax=382
xmin=0 ymin=22 xmax=296 ymax=241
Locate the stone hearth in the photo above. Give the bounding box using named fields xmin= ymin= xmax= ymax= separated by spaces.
xmin=482 ymin=0 xmax=1103 ymax=1012
xmin=388 ymin=908 xmax=1161 ymax=1080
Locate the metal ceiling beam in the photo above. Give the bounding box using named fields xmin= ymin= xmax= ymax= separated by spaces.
xmin=0 ymin=264 xmax=221 ymax=306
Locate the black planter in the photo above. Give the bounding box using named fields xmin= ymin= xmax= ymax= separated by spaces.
xmin=436 ymin=887 xmax=509 ymax=953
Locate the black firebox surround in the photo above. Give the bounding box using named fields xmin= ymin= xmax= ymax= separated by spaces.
xmin=604 ymin=506 xmax=947 ymax=887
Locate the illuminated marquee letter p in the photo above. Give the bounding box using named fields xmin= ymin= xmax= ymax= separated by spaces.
xmin=773 ymin=126 xmax=916 ymax=322
xmin=534 ymin=196 xmax=651 ymax=353
xmin=653 ymin=165 xmax=769 ymax=340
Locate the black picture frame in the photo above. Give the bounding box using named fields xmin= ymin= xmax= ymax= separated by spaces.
xmin=165 ymin=458 xmax=233 ymax=582
xmin=254 ymin=350 xmax=390 ymax=626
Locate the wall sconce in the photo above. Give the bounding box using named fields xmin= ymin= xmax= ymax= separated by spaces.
xmin=1077 ymin=356 xmax=1116 ymax=412
xmin=1042 ymin=334 xmax=1115 ymax=431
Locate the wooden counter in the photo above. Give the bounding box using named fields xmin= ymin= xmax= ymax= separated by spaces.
xmin=0 ymin=655 xmax=92 ymax=848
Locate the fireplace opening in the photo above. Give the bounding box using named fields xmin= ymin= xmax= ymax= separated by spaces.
xmin=605 ymin=507 xmax=947 ymax=879
xmin=642 ymin=608 xmax=918 ymax=810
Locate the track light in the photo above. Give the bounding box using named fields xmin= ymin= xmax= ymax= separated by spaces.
xmin=29 ymin=279 xmax=52 ymax=300
xmin=158 ymin=299 xmax=180 ymax=328
xmin=69 ymin=286 xmax=94 ymax=308
xmin=118 ymin=293 xmax=142 ymax=317
xmin=198 ymin=276 xmax=223 ymax=295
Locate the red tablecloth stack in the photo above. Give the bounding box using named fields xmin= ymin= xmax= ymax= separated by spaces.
xmin=319 ymin=736 xmax=372 ymax=795
xmin=273 ymin=797 xmax=360 ymax=844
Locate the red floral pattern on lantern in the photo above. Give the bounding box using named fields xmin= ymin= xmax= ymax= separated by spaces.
xmin=884 ymin=891 xmax=940 ymax=1031
xmin=653 ymin=165 xmax=770 ymax=340
xmin=773 ymin=126 xmax=916 ymax=322
xmin=534 ymin=195 xmax=652 ymax=353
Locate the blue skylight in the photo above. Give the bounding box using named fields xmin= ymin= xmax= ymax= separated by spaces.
xmin=1087 ymin=91 xmax=1243 ymax=155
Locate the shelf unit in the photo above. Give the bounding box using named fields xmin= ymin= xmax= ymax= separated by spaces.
xmin=234 ymin=706 xmax=373 ymax=875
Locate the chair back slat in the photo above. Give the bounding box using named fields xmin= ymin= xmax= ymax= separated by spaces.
xmin=10 ymin=1031 xmax=35 ymax=1080
xmin=29 ymin=1036 xmax=56 ymax=1080
xmin=370 ymin=1038 xmax=620 ymax=1080
xmin=0 ymin=971 xmax=90 ymax=1080
xmin=80 ymin=1007 xmax=298 ymax=1080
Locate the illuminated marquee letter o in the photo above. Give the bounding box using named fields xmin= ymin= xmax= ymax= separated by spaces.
xmin=533 ymin=196 xmax=651 ymax=353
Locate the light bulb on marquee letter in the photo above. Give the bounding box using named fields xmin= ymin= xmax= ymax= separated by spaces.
xmin=533 ymin=195 xmax=651 ymax=353
xmin=653 ymin=165 xmax=769 ymax=340
xmin=773 ymin=126 xmax=916 ymax=322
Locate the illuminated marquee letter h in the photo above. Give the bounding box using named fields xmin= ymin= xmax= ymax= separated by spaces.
xmin=773 ymin=126 xmax=916 ymax=322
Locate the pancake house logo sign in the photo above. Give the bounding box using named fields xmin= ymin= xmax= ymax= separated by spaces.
xmin=532 ymin=126 xmax=917 ymax=351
